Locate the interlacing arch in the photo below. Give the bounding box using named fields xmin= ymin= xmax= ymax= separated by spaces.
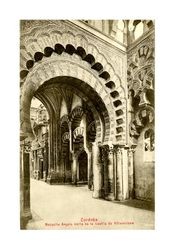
xmin=70 ymin=106 xmax=84 ymax=130
xmin=130 ymin=106 xmax=154 ymax=139
xmin=20 ymin=27 xmax=126 ymax=144
xmin=60 ymin=114 xmax=69 ymax=128
xmin=60 ymin=115 xmax=69 ymax=143
xmin=127 ymin=41 xmax=154 ymax=143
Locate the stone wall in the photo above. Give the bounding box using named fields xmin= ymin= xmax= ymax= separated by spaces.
xmin=134 ymin=126 xmax=154 ymax=201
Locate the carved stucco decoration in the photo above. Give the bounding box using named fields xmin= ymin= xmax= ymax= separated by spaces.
xmin=20 ymin=20 xmax=125 ymax=80
xmin=130 ymin=105 xmax=154 ymax=139
xmin=128 ymin=32 xmax=154 ymax=141
xmin=20 ymin=20 xmax=127 ymax=144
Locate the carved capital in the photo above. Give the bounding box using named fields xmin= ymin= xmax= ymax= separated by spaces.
xmin=113 ymin=146 xmax=122 ymax=156
xmin=128 ymin=148 xmax=135 ymax=157
xmin=24 ymin=141 xmax=31 ymax=153
xmin=109 ymin=145 xmax=114 ymax=154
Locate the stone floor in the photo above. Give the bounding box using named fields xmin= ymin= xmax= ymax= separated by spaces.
xmin=26 ymin=179 xmax=154 ymax=230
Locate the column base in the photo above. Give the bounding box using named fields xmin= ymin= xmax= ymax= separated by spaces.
xmin=20 ymin=209 xmax=32 ymax=229
xmin=92 ymin=189 xmax=103 ymax=199
xmin=46 ymin=171 xmax=63 ymax=184
xmin=116 ymin=195 xmax=124 ymax=201
xmin=72 ymin=181 xmax=77 ymax=185
xmin=105 ymin=193 xmax=115 ymax=201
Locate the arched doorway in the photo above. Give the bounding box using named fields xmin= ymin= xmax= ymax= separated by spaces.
xmin=20 ymin=22 xmax=126 ymax=228
xmin=77 ymin=151 xmax=88 ymax=183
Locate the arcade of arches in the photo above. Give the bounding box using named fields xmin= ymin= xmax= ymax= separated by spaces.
xmin=20 ymin=20 xmax=155 ymax=228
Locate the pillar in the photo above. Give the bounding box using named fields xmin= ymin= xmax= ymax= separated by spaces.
xmin=43 ymin=140 xmax=48 ymax=182
xmin=52 ymin=118 xmax=57 ymax=171
xmin=47 ymin=118 xmax=56 ymax=184
xmin=33 ymin=150 xmax=37 ymax=178
xmin=48 ymin=119 xmax=53 ymax=173
xmin=106 ymin=146 xmax=115 ymax=200
xmin=20 ymin=136 xmax=32 ymax=229
xmin=92 ymin=142 xmax=103 ymax=198
xmin=87 ymin=151 xmax=93 ymax=189
xmin=128 ymin=148 xmax=135 ymax=198
xmin=122 ymin=147 xmax=129 ymax=199
xmin=71 ymin=154 xmax=77 ymax=184
xmin=114 ymin=147 xmax=123 ymax=200
xmin=36 ymin=150 xmax=40 ymax=180
xmin=68 ymin=121 xmax=73 ymax=153
xmin=100 ymin=145 xmax=108 ymax=198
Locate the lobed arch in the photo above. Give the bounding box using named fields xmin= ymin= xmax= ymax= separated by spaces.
xmin=22 ymin=76 xmax=124 ymax=145
xmin=20 ymin=29 xmax=126 ymax=143
xmin=20 ymin=27 xmax=124 ymax=92
xmin=20 ymin=27 xmax=122 ymax=85
xmin=130 ymin=105 xmax=154 ymax=140
xmin=70 ymin=106 xmax=84 ymax=131
xmin=60 ymin=115 xmax=69 ymax=128
xmin=36 ymin=78 xmax=105 ymax=143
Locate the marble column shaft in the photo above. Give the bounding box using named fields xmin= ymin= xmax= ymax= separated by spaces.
xmin=128 ymin=149 xmax=135 ymax=198
xmin=106 ymin=147 xmax=115 ymax=200
xmin=71 ymin=154 xmax=77 ymax=184
xmin=20 ymin=142 xmax=32 ymax=229
xmin=92 ymin=143 xmax=103 ymax=198
xmin=115 ymin=147 xmax=123 ymax=200
xmin=87 ymin=151 xmax=93 ymax=189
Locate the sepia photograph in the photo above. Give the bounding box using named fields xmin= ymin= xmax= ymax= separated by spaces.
xmin=20 ymin=19 xmax=155 ymax=230
xmin=2 ymin=0 xmax=175 ymax=249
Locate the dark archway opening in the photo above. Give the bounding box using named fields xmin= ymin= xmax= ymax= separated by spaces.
xmin=78 ymin=151 xmax=88 ymax=183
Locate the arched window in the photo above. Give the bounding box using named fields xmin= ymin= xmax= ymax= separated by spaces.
xmin=134 ymin=22 xmax=144 ymax=40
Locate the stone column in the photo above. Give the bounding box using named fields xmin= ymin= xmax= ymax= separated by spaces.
xmin=29 ymin=151 xmax=33 ymax=177
xmin=52 ymin=118 xmax=57 ymax=171
xmin=87 ymin=151 xmax=93 ymax=190
xmin=114 ymin=147 xmax=123 ymax=201
xmin=47 ymin=118 xmax=56 ymax=183
xmin=128 ymin=148 xmax=135 ymax=198
xmin=106 ymin=146 xmax=115 ymax=200
xmin=59 ymin=154 xmax=64 ymax=182
xmin=71 ymin=153 xmax=77 ymax=184
xmin=20 ymin=135 xmax=32 ymax=229
xmin=36 ymin=150 xmax=40 ymax=180
xmin=68 ymin=121 xmax=73 ymax=153
xmin=100 ymin=145 xmax=108 ymax=197
xmin=33 ymin=150 xmax=37 ymax=178
xmin=48 ymin=119 xmax=53 ymax=173
xmin=122 ymin=147 xmax=129 ymax=199
xmin=92 ymin=142 xmax=103 ymax=198
xmin=43 ymin=140 xmax=48 ymax=182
